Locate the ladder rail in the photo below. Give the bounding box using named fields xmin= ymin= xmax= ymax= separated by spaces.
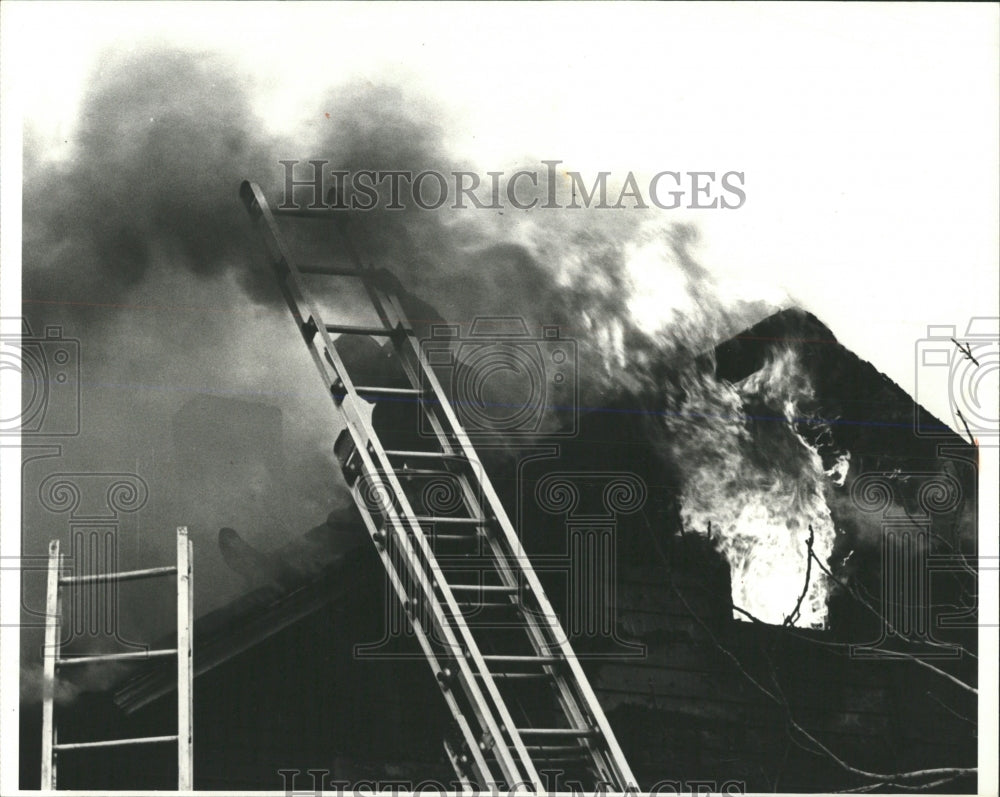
xmin=368 ymin=279 xmax=637 ymax=786
xmin=41 ymin=541 xmax=61 ymax=791
xmin=353 ymin=299 xmax=615 ymax=783
xmin=177 ymin=527 xmax=194 ymax=791
xmin=328 ymin=358 xmax=535 ymax=786
xmin=348 ymin=313 xmax=614 ymax=780
xmin=243 ymin=181 xmax=531 ymax=785
xmin=358 ymin=283 xmax=613 ymax=778
xmin=443 ymin=739 xmax=474 ymax=791
xmin=41 ymin=529 xmax=193 ymax=791
xmin=240 ymin=180 xmax=636 ymax=789
xmin=323 ymin=312 xmax=539 ymax=786
xmin=349 ymin=475 xmax=499 ymax=785
xmin=358 ymin=305 xmax=623 ymax=784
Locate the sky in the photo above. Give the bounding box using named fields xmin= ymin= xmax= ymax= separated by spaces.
xmin=1 ymin=2 xmax=998 ymax=789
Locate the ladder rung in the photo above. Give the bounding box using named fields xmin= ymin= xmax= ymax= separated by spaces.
xmin=448 ymin=584 xmax=516 ymax=593
xmin=384 ymin=450 xmax=466 ymax=461
xmin=416 ymin=516 xmax=486 ymax=526
xmin=531 ymin=756 xmax=595 ymax=765
xmin=326 ymin=323 xmax=398 ymax=337
xmin=53 ymin=734 xmax=178 ymax=751
xmin=397 ymin=467 xmax=462 ymax=477
xmin=349 ymin=386 xmax=426 ymax=399
xmin=517 ymin=728 xmax=597 ymax=737
xmin=485 ymin=672 xmax=551 ymax=680
xmin=59 ymin=566 xmax=176 ymax=586
xmin=456 ymin=600 xmax=514 ymax=609
xmin=56 ymin=649 xmax=177 ymax=667
xmin=524 ymin=745 xmax=589 ymax=755
xmin=430 ymin=534 xmax=480 ymax=542
xmin=483 ymin=654 xmax=559 ymax=664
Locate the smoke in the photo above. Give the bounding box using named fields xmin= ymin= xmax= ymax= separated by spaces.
xmin=21 ymin=663 xmax=81 ymax=706
xmin=24 ymin=46 xmax=280 ymax=308
xmin=21 ymin=43 xmax=797 ymax=703
xmin=21 ymin=661 xmax=131 ymax=706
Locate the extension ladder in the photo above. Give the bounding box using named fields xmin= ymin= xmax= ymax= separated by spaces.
xmin=240 ymin=180 xmax=636 ymax=791
xmin=41 ymin=527 xmax=193 ymax=790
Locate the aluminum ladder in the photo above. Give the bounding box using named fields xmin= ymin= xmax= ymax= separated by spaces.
xmin=240 ymin=180 xmax=636 ymax=791
xmin=41 ymin=527 xmax=193 ymax=790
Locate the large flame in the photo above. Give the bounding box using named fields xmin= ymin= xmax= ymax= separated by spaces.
xmin=664 ymin=348 xmax=839 ymax=627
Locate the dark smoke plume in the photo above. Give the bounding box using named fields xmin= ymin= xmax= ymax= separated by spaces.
xmin=24 ymin=47 xmax=280 ymax=310
xmin=21 ymin=45 xmax=779 ymax=694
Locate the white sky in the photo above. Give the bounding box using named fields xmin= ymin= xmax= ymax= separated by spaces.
xmin=1 ymin=3 xmax=998 ymax=790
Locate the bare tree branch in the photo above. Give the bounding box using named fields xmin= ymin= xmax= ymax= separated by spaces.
xmin=955 ymin=408 xmax=976 ymax=446
xmin=809 ymin=550 xmax=978 ymax=695
xmin=639 ymin=513 xmax=976 ymax=791
xmin=925 ymin=690 xmax=976 ymax=726
xmin=784 ymin=524 xmax=815 ymax=627
xmin=950 ymin=338 xmax=979 ymax=366
xmin=665 ymin=572 xmax=977 ymax=790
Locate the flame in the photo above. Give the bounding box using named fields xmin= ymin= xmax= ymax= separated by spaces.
xmin=664 ymin=348 xmax=839 ymax=628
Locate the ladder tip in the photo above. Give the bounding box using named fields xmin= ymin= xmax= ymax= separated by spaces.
xmin=238 ymin=180 xmax=258 ymax=208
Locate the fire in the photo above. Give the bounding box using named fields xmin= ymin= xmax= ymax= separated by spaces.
xmin=664 ymin=347 xmax=839 ymax=628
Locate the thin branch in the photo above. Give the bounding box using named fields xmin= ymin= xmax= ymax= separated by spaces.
xmin=666 ymin=575 xmax=976 ymax=789
xmin=733 ymin=604 xmax=767 ymax=624
xmin=886 ymin=774 xmax=971 ymax=791
xmin=925 ymin=690 xmax=976 ymax=726
xmin=925 ymin=528 xmax=979 ymax=585
xmin=880 ymin=501 xmax=978 ymax=620
xmin=772 ymin=736 xmax=791 ymax=792
xmin=955 ymin=408 xmax=976 ymax=446
xmin=784 ymin=524 xmax=815 ymax=627
xmin=643 ymin=516 xmax=976 ymax=790
xmin=836 ymin=781 xmax=887 ymax=793
xmin=810 ymin=551 xmax=978 ymax=696
xmin=666 ymin=573 xmax=780 ymax=706
xmin=835 ymin=777 xmax=971 ymax=793
xmin=951 ymin=338 xmax=980 ymax=367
